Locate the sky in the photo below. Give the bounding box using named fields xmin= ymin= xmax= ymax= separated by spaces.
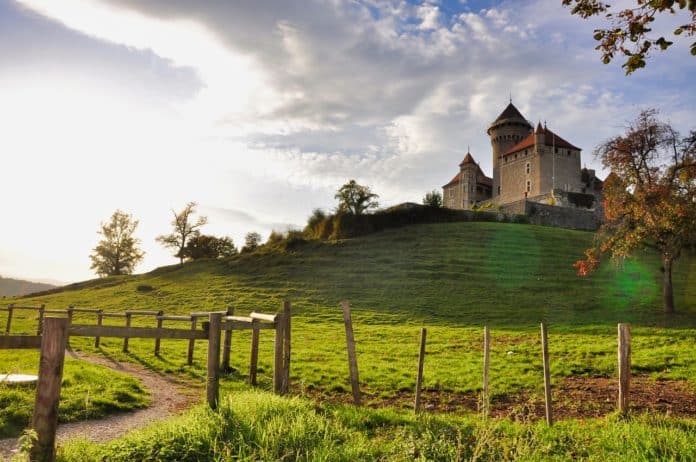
xmin=1 ymin=0 xmax=694 ymax=284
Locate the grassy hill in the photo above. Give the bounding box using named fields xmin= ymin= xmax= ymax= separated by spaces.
xmin=4 ymin=221 xmax=696 ymax=460
xmin=5 ymin=221 xmax=695 ymax=396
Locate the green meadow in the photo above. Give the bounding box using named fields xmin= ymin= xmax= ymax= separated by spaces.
xmin=2 ymin=221 xmax=696 ymax=459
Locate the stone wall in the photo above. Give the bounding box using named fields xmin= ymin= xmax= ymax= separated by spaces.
xmin=499 ymin=199 xmax=599 ymax=231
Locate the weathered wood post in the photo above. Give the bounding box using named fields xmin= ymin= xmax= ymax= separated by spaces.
xmin=483 ymin=325 xmax=490 ymax=418
xmin=249 ymin=318 xmax=260 ymax=385
xmin=206 ymin=312 xmax=222 ymax=409
xmin=341 ymin=300 xmax=362 ymax=406
xmin=37 ymin=305 xmax=45 ymax=335
xmin=282 ymin=301 xmax=291 ymax=394
xmin=154 ymin=310 xmax=164 ymax=356
xmin=187 ymin=316 xmax=197 ymax=365
xmin=65 ymin=306 xmax=75 ymax=350
xmin=273 ymin=311 xmax=284 ymax=394
xmin=414 ymin=327 xmax=427 ymax=413
xmin=540 ymin=322 xmax=553 ymax=425
xmin=122 ymin=312 xmax=132 ymax=353
xmin=221 ymin=307 xmax=234 ymax=372
xmin=66 ymin=306 xmax=74 ymax=326
xmin=94 ymin=309 xmax=103 ymax=348
xmin=6 ymin=304 xmax=14 ymax=334
xmin=618 ymin=323 xmax=631 ymax=414
xmin=31 ymin=317 xmax=69 ymax=462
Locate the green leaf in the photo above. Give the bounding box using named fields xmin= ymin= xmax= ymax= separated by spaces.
xmin=690 ymin=43 xmax=696 ymax=55
xmin=674 ymin=26 xmax=684 ymax=35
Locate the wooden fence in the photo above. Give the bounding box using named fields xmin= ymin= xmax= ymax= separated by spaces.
xmin=0 ymin=302 xmax=291 ymax=462
xmin=340 ymin=301 xmax=635 ymax=423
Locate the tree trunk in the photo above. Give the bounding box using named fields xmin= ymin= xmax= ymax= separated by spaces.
xmin=662 ymin=255 xmax=675 ymax=314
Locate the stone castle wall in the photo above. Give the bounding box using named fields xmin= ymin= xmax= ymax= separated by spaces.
xmin=499 ymin=199 xmax=600 ymax=231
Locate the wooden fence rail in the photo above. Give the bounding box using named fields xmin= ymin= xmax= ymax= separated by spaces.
xmin=1 ymin=301 xmax=292 ymax=462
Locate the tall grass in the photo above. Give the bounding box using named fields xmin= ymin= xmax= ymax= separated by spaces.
xmin=57 ymin=390 xmax=696 ymax=461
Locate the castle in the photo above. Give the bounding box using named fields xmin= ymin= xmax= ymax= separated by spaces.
xmin=443 ymin=102 xmax=603 ymax=212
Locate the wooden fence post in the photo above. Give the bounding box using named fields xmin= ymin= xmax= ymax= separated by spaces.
xmin=6 ymin=304 xmax=14 ymax=334
xmin=37 ymin=304 xmax=45 ymax=335
xmin=187 ymin=316 xmax=197 ymax=365
xmin=249 ymin=319 xmax=260 ymax=385
xmin=414 ymin=327 xmax=427 ymax=413
xmin=94 ymin=309 xmax=103 ymax=348
xmin=206 ymin=313 xmax=222 ymax=409
xmin=273 ymin=311 xmax=284 ymax=394
xmin=65 ymin=306 xmax=74 ymax=350
xmin=122 ymin=312 xmax=132 ymax=353
xmin=282 ymin=301 xmax=291 ymax=394
xmin=618 ymin=323 xmax=631 ymax=414
xmin=30 ymin=317 xmax=69 ymax=462
xmin=154 ymin=310 xmax=164 ymax=356
xmin=341 ymin=300 xmax=362 ymax=406
xmin=483 ymin=325 xmax=490 ymax=418
xmin=222 ymin=307 xmax=234 ymax=372
xmin=540 ymin=322 xmax=553 ymax=426
xmin=66 ymin=306 xmax=74 ymax=326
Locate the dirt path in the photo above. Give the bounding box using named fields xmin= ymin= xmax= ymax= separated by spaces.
xmin=0 ymin=351 xmax=200 ymax=460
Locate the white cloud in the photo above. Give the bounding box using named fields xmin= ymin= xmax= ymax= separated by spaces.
xmin=3 ymin=0 xmax=695 ymax=281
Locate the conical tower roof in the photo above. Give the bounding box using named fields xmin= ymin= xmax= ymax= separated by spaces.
xmin=493 ymin=102 xmax=527 ymax=123
xmin=459 ymin=152 xmax=476 ymax=167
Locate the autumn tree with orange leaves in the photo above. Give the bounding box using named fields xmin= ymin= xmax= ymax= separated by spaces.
xmin=575 ymin=109 xmax=696 ymax=314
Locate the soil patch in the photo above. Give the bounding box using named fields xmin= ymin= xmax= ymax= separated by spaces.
xmin=302 ymin=375 xmax=696 ymax=420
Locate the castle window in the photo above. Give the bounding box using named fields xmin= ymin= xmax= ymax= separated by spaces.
xmin=567 ymin=151 xmax=571 ymax=157
xmin=555 ymin=147 xmax=559 ymax=154
xmin=497 ymin=186 xmax=501 ymax=194
xmin=526 ymin=163 xmax=530 ymax=174
xmin=526 ymin=180 xmax=531 ymax=192
xmin=514 ymin=154 xmax=518 ymax=159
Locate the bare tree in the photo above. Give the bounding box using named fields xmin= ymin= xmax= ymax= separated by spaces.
xmin=156 ymin=202 xmax=208 ymax=264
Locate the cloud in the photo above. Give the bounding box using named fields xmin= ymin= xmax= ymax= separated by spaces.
xmin=6 ymin=0 xmax=696 ymax=281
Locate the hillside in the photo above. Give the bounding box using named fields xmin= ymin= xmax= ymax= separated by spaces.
xmin=14 ymin=221 xmax=695 ymax=327
xmin=0 ymin=276 xmax=56 ymax=298
xmin=5 ymin=221 xmax=696 ymax=459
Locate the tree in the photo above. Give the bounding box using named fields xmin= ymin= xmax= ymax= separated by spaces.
xmin=156 ymin=202 xmax=208 ymax=264
xmin=574 ymin=109 xmax=696 ymax=313
xmin=90 ymin=210 xmax=145 ymax=277
xmin=335 ymin=180 xmax=379 ymax=215
xmin=182 ymin=235 xmax=237 ymax=260
xmin=562 ymin=0 xmax=696 ymax=74
xmin=242 ymin=231 xmax=262 ymax=253
xmin=422 ymin=190 xmax=443 ymax=207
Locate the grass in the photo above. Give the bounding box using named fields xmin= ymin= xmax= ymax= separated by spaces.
xmin=2 ymin=221 xmax=696 ymax=457
xmin=54 ymin=390 xmax=696 ymax=461
xmin=0 ymin=350 xmax=148 ymax=438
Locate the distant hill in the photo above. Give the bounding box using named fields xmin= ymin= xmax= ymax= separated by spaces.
xmin=0 ymin=276 xmax=56 ymax=298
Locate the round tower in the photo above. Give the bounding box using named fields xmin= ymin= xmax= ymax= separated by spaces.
xmin=487 ymin=102 xmax=532 ymax=199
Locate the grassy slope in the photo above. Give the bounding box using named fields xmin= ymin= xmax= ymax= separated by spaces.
xmin=58 ymin=392 xmax=696 ymax=462
xmin=3 ymin=222 xmax=696 ymax=438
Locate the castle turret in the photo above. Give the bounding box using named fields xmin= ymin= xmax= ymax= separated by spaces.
xmin=534 ymin=122 xmax=544 ymax=153
xmin=487 ymin=102 xmax=533 ymax=199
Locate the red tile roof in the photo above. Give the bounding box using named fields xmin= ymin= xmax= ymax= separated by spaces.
xmin=502 ymin=125 xmax=581 ymax=157
xmin=459 ymin=152 xmax=476 ymax=166
xmin=444 ymin=153 xmax=493 ymax=188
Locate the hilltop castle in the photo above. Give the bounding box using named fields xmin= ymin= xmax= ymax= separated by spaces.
xmin=443 ymin=102 xmax=603 ymax=212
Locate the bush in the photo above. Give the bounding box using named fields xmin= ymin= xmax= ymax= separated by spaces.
xmin=304 ymin=209 xmax=327 ymax=239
